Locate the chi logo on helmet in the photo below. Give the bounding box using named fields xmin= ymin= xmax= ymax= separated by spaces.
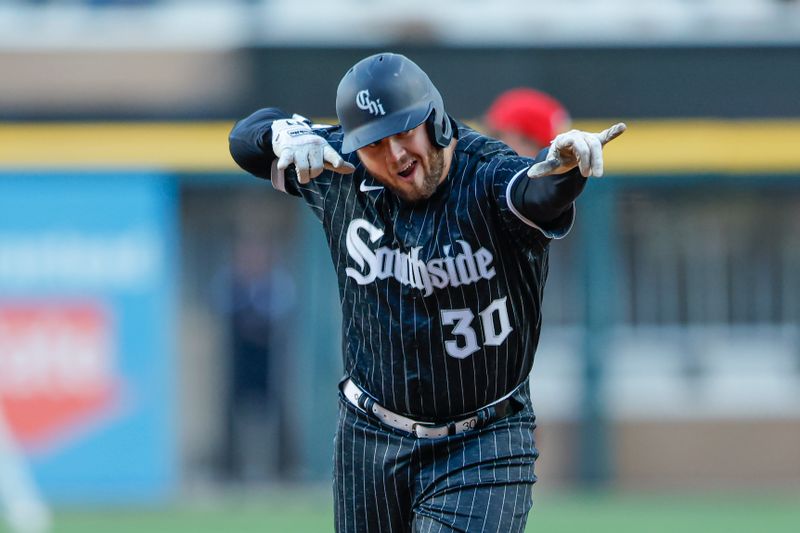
xmin=355 ymin=90 xmax=385 ymax=117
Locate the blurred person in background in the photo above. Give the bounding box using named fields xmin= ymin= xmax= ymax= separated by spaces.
xmin=211 ymin=234 xmax=296 ymax=483
xmin=484 ymin=87 xmax=571 ymax=157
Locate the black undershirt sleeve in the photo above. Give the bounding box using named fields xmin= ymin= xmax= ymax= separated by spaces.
xmin=228 ymin=107 xmax=291 ymax=179
xmin=509 ymin=148 xmax=587 ymax=227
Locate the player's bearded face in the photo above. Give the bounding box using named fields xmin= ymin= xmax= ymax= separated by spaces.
xmin=357 ymin=124 xmax=447 ymax=203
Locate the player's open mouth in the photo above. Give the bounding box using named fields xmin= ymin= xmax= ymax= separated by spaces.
xmin=398 ymin=160 xmax=417 ymax=179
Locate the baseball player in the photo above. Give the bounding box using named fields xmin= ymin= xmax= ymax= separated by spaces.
xmin=229 ymin=52 xmax=625 ymax=532
xmin=484 ymin=87 xmax=572 ymax=158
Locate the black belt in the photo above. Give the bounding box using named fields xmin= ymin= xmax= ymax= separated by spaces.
xmin=342 ymin=379 xmax=519 ymax=438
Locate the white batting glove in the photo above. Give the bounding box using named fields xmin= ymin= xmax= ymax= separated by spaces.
xmin=527 ymin=122 xmax=627 ymax=179
xmin=271 ymin=116 xmax=356 ymax=184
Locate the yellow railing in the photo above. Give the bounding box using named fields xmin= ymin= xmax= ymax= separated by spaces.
xmin=1 ymin=119 xmax=799 ymax=174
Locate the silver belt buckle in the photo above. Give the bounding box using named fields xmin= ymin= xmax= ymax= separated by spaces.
xmin=412 ymin=422 xmax=447 ymax=439
xmin=412 ymin=414 xmax=481 ymax=438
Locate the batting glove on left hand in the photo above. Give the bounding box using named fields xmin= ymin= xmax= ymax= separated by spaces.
xmin=527 ymin=122 xmax=627 ymax=179
xmin=272 ymin=116 xmax=356 ymax=184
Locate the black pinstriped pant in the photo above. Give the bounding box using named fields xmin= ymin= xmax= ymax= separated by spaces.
xmin=333 ymin=382 xmax=538 ymax=533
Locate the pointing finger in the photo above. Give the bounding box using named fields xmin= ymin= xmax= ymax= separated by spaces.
xmin=596 ymin=122 xmax=627 ymax=146
xmin=323 ymin=160 xmax=357 ymax=174
xmin=323 ymin=145 xmax=357 ymax=174
xmin=322 ymin=145 xmax=344 ymax=168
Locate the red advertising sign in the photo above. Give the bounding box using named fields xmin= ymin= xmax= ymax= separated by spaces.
xmin=0 ymin=302 xmax=121 ymax=452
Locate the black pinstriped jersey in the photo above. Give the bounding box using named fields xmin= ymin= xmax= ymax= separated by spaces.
xmin=229 ymin=109 xmax=575 ymax=421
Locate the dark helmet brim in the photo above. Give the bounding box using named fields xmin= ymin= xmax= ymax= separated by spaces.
xmin=340 ymin=103 xmax=432 ymax=154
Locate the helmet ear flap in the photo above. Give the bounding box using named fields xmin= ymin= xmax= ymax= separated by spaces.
xmin=426 ymin=109 xmax=453 ymax=148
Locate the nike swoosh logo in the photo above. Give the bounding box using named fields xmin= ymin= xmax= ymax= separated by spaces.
xmin=359 ymin=182 xmax=384 ymax=193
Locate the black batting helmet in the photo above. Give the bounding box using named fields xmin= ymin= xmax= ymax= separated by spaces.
xmin=336 ymin=53 xmax=453 ymax=154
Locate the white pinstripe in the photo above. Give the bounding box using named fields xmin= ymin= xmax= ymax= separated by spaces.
xmin=481 ymin=158 xmax=524 ymax=399
xmin=461 ymin=153 xmax=508 ymax=404
xmin=441 ymin=173 xmax=469 ymax=413
xmin=430 ymin=207 xmax=453 ymax=415
xmin=349 ymin=415 xmax=357 ymax=532
xmin=390 ymin=433 xmax=406 ymax=527
xmin=453 ymin=154 xmax=482 ymax=408
xmin=380 ymin=432 xmax=395 ymax=533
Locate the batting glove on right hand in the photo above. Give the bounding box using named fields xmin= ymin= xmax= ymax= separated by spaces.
xmin=271 ymin=116 xmax=356 ymax=184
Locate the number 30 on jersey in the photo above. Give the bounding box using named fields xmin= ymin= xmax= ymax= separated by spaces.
xmin=440 ymin=297 xmax=513 ymax=359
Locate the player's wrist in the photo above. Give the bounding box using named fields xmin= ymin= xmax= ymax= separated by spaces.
xmin=271 ymin=118 xmax=319 ymax=153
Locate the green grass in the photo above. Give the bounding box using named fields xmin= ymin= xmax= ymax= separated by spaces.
xmin=528 ymin=490 xmax=800 ymax=533
xmin=25 ymin=487 xmax=800 ymax=533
